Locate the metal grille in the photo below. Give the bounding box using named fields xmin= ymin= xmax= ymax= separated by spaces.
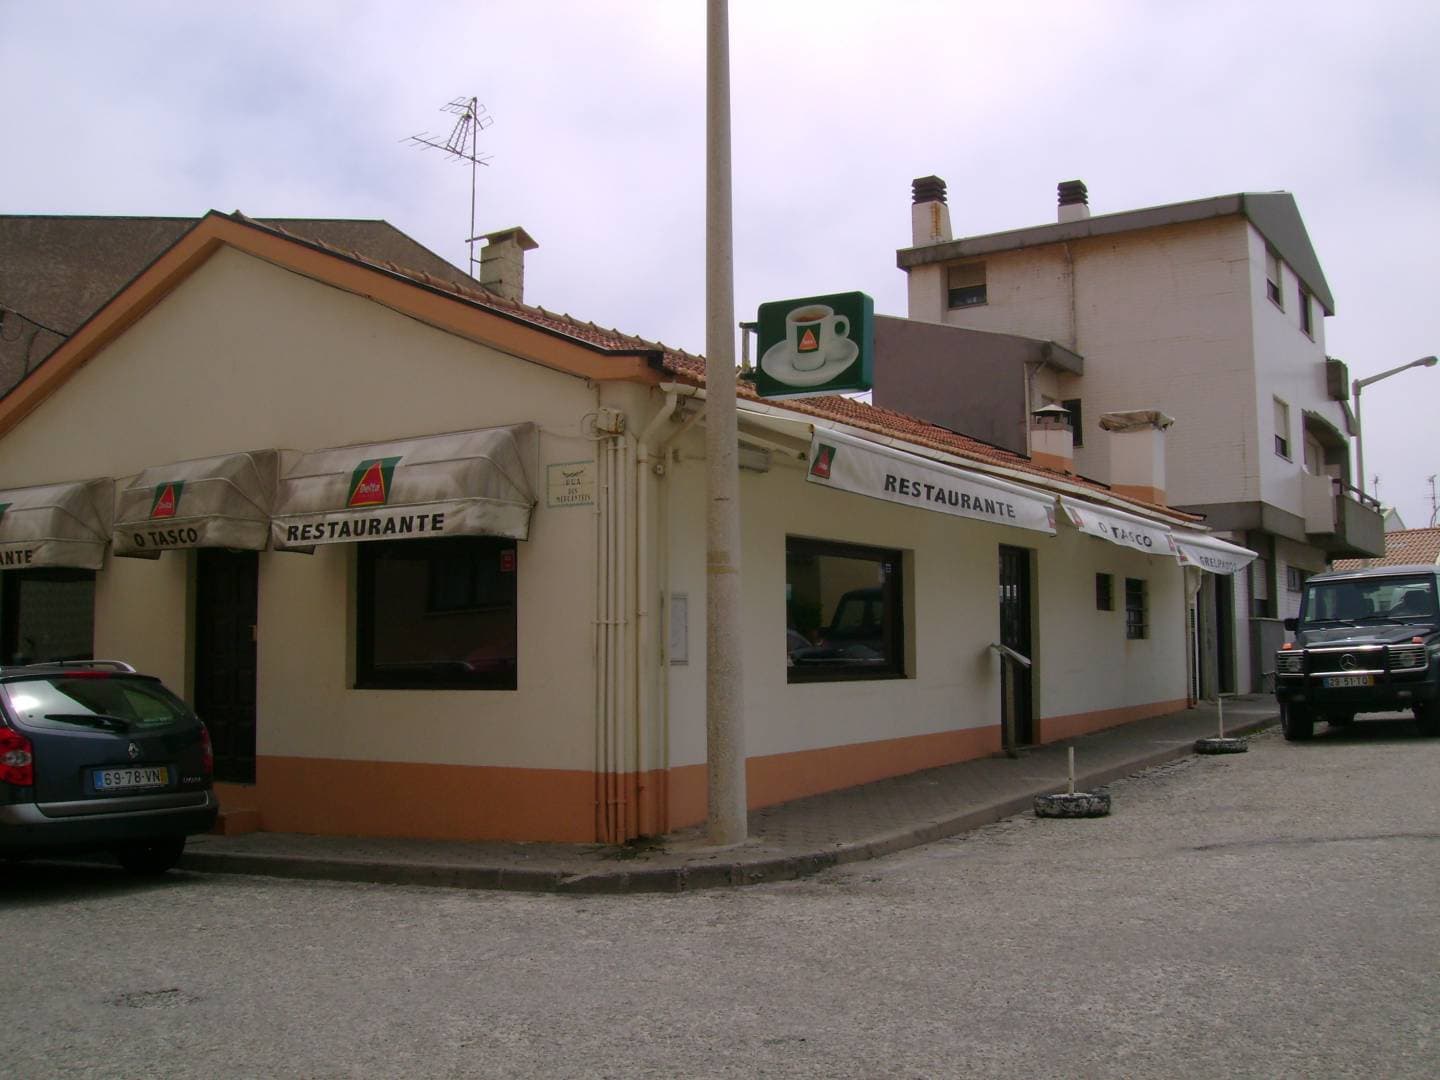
xmin=1388 ymin=644 xmax=1428 ymax=672
xmin=1305 ymin=646 xmax=1384 ymax=675
xmin=1275 ymin=651 xmax=1304 ymax=675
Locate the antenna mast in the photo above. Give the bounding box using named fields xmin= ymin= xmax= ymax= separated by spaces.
xmin=405 ymin=96 xmax=495 ymax=277
xmin=1428 ymin=474 xmax=1438 ymax=527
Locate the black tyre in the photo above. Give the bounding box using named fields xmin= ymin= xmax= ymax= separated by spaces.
xmin=1280 ymin=702 xmax=1314 ymax=742
xmin=114 ymin=836 xmax=186 ymax=876
xmin=1416 ymin=704 xmax=1440 ymax=738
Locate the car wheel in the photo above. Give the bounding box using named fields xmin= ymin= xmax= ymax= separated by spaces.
xmin=1280 ymin=702 xmax=1314 ymax=742
xmin=1416 ymin=704 xmax=1440 ymax=738
xmin=114 ymin=836 xmax=187 ymax=876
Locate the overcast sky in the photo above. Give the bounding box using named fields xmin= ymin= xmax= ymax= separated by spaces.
xmin=4 ymin=0 xmax=1438 ymax=526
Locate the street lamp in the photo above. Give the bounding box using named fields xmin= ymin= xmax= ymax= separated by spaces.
xmin=1352 ymin=355 xmax=1438 ymax=499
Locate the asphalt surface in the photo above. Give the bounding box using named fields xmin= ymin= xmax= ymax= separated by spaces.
xmin=3 ymin=714 xmax=1436 ymax=1078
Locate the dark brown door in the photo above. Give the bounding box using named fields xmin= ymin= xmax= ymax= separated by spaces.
xmin=195 ymin=549 xmax=258 ymax=783
xmin=999 ymin=545 xmax=1034 ymax=746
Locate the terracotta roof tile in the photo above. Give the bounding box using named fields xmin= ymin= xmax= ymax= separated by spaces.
xmin=1332 ymin=526 xmax=1440 ymax=570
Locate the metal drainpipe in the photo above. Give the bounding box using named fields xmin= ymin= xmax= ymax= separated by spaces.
xmin=592 ymin=414 xmax=610 ymax=842
xmin=607 ymin=433 xmax=624 ymax=841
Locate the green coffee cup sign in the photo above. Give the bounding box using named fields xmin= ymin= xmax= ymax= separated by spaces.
xmin=754 ymin=291 xmax=874 ymax=399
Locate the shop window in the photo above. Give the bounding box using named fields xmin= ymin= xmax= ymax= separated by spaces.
xmin=1125 ymin=577 xmax=1147 ymax=640
xmin=947 ymin=262 xmax=987 ymax=308
xmin=357 ymin=537 xmax=517 ymax=690
xmin=786 ymin=537 xmax=904 ymax=682
xmin=0 ymin=568 xmax=95 ymax=665
xmin=1096 ymin=572 xmax=1113 ymax=611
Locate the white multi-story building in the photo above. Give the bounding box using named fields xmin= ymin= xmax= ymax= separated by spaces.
xmin=893 ymin=178 xmax=1383 ymax=693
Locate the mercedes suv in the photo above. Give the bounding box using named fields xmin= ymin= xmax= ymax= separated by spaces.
xmin=1274 ymin=565 xmax=1440 ymax=741
xmin=1 ymin=662 xmax=218 ymax=873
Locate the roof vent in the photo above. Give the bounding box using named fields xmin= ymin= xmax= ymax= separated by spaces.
xmin=478 ymin=227 xmax=539 ymax=303
xmin=910 ymin=176 xmax=952 ymax=246
xmin=912 ymin=176 xmax=948 ymax=205
xmin=1057 ymin=179 xmax=1090 ymax=223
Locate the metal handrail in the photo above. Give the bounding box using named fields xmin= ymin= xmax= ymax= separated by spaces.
xmin=988 ymin=642 xmax=1032 ymax=669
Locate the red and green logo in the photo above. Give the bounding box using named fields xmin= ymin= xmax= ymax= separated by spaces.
xmin=348 ymin=457 xmax=401 ymax=508
xmin=149 ymin=482 xmax=184 ymax=519
xmin=809 ymin=444 xmax=837 ymax=480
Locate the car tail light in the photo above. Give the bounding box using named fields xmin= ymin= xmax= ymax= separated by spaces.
xmin=199 ymin=723 xmax=214 ymax=779
xmin=0 ymin=727 xmax=34 ymax=786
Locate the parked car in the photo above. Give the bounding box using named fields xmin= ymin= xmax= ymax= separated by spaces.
xmin=0 ymin=661 xmax=217 ymax=873
xmin=1273 ymin=564 xmax=1440 ymax=740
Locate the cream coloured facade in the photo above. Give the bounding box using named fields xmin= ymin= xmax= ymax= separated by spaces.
xmin=0 ymin=213 xmax=1234 ymax=843
xmin=897 ymin=180 xmax=1382 ymax=695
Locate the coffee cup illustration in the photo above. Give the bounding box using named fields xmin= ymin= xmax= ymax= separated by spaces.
xmin=785 ymin=304 xmax=850 ymax=372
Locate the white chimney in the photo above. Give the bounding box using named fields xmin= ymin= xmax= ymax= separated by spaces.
xmin=1100 ymin=409 xmax=1174 ymax=505
xmin=1058 ymin=179 xmax=1090 ymax=223
xmin=1030 ymin=403 xmax=1075 ymax=474
xmin=910 ymin=175 xmax=953 ymax=246
xmin=478 ymin=226 xmax=539 ymax=303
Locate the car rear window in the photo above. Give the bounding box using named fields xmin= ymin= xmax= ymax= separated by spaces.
xmin=1 ymin=675 xmax=192 ymax=733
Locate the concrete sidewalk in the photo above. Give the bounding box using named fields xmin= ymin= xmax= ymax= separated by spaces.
xmin=181 ymin=696 xmax=1278 ymax=894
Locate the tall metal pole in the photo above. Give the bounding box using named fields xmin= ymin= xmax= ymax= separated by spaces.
xmin=704 ymin=0 xmax=748 ymax=845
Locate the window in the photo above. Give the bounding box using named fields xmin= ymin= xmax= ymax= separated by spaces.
xmin=1265 ymin=248 xmax=1283 ymax=307
xmin=1298 ymin=285 xmax=1313 ymax=336
xmin=1286 ymin=566 xmax=1309 ymax=593
xmin=0 ymin=568 xmax=95 ymax=665
xmin=1095 ymin=573 xmax=1113 ymax=611
xmin=1125 ymin=578 xmax=1147 ymax=640
xmin=786 ymin=537 xmax=904 ymax=681
xmin=1273 ymin=397 xmax=1291 ymax=459
xmin=356 ymin=537 xmax=517 ymax=689
xmin=947 ymin=262 xmax=987 ymax=308
xmin=1063 ymin=398 xmax=1084 ymax=447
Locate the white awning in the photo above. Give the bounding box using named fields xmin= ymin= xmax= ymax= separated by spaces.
xmin=805 ymin=429 xmax=1057 ymax=535
xmin=1060 ymin=496 xmax=1173 ymax=556
xmin=112 ymin=450 xmax=278 ymax=558
xmin=271 ymin=423 xmax=537 ymax=550
xmin=0 ymin=478 xmax=114 ymax=571
xmin=1168 ymin=530 xmax=1259 ymax=575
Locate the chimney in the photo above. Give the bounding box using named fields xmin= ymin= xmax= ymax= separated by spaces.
xmin=478 ymin=226 xmax=539 ymax=303
xmin=1030 ymin=403 xmax=1075 ymax=474
xmin=1057 ymin=179 xmax=1090 ymax=223
xmin=911 ymin=175 xmax=953 ymax=246
xmin=1100 ymin=409 xmax=1174 ymax=505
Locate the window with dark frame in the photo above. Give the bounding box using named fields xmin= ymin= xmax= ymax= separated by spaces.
xmin=786 ymin=536 xmax=905 ymax=682
xmin=1286 ymin=566 xmax=1309 ymax=593
xmin=1298 ymin=286 xmax=1313 ymax=336
xmin=0 ymin=567 xmax=96 ymax=665
xmin=1125 ymin=577 xmax=1147 ymax=640
xmin=1265 ymin=248 xmax=1283 ymax=307
xmin=947 ymin=262 xmax=987 ymax=308
xmin=1096 ymin=572 xmax=1113 ymax=611
xmin=1063 ymin=398 xmax=1084 ymax=447
xmin=356 ymin=536 xmax=518 ymax=690
xmin=1273 ymin=397 xmax=1291 ymax=459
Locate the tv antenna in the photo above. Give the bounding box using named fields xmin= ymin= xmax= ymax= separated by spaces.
xmin=1428 ymin=474 xmax=1438 ymax=527
xmin=405 ymin=96 xmax=495 ymax=277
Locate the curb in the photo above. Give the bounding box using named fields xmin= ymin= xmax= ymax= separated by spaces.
xmin=178 ymin=716 xmax=1277 ymax=894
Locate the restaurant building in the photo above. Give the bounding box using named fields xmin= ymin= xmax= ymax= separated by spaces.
xmin=0 ymin=213 xmax=1253 ymax=842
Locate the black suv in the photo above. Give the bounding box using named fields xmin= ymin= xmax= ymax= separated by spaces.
xmin=1274 ymin=565 xmax=1440 ymax=741
xmin=1 ymin=662 xmax=218 ymax=873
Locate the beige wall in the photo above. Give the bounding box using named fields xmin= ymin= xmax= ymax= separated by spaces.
xmin=0 ymin=247 xmax=607 ymax=772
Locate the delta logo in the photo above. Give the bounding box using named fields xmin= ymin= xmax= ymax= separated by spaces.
xmin=348 ymin=457 xmax=401 ymax=508
xmin=149 ymin=482 xmax=184 ymax=519
xmin=809 ymin=443 xmax=837 ymax=480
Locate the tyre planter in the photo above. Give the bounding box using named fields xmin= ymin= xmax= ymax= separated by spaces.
xmin=1194 ymin=736 xmax=1248 ymax=754
xmin=1033 ymin=791 xmax=1111 ymax=818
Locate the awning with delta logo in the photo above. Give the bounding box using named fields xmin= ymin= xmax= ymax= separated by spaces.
xmin=270 ymin=423 xmax=537 ymax=551
xmin=0 ymin=477 xmax=115 ymax=571
xmin=112 ymin=450 xmax=278 ymax=557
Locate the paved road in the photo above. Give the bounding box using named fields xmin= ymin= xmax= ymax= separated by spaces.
xmin=3 ymin=719 xmax=1437 ymax=1078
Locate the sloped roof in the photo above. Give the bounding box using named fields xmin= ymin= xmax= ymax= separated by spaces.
xmin=1331 ymin=526 xmax=1440 ymax=570
xmin=0 ymin=214 xmax=478 ymax=394
xmin=897 ymin=191 xmax=1334 ymax=316
xmin=1 ymin=210 xmax=1195 ymax=525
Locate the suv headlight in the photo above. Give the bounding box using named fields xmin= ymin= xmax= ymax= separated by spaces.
xmin=1275 ymin=651 xmax=1304 ymax=675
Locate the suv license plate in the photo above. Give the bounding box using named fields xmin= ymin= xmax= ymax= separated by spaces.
xmin=93 ymin=766 xmax=170 ymax=792
xmin=1322 ymin=675 xmax=1374 ymax=688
